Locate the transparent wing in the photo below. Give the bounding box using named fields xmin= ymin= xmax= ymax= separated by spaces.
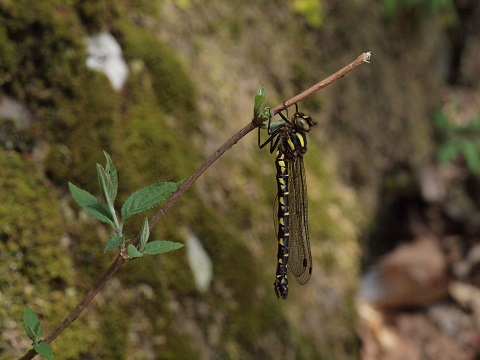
xmin=287 ymin=157 xmax=312 ymax=284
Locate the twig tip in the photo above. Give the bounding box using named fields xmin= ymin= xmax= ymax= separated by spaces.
xmin=364 ymin=51 xmax=371 ymax=63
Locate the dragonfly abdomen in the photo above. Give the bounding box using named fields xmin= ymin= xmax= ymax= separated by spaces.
xmin=274 ymin=150 xmax=290 ymax=300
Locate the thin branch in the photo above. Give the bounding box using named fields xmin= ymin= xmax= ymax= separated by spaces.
xmin=18 ymin=51 xmax=370 ymax=360
xmin=271 ymin=52 xmax=371 ymax=116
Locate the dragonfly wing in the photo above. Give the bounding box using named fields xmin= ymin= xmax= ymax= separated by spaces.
xmin=288 ymin=157 xmax=312 ymax=285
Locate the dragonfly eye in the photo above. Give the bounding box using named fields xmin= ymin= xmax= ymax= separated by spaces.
xmin=294 ymin=114 xmax=313 ymax=132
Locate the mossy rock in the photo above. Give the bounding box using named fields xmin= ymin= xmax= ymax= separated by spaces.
xmin=117 ymin=20 xmax=196 ymax=119
xmin=0 ymin=149 xmax=129 ymax=359
xmin=0 ymin=149 xmax=72 ymax=356
xmin=45 ymin=70 xmax=120 ymax=191
xmin=0 ymin=149 xmax=70 ymax=284
xmin=0 ymin=1 xmax=85 ymax=104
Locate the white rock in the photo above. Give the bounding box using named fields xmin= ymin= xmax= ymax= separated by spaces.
xmin=185 ymin=229 xmax=213 ymax=292
xmin=86 ymin=32 xmax=129 ymax=91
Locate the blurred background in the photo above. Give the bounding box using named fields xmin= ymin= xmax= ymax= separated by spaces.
xmin=1 ymin=0 xmax=480 ymax=359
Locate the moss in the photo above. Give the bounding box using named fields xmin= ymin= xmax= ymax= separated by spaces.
xmin=0 ymin=149 xmax=81 ymax=357
xmin=117 ymin=20 xmax=196 ymax=118
xmin=160 ymin=335 xmax=200 ymax=360
xmin=0 ymin=25 xmax=17 ymax=86
xmin=45 ymin=70 xmax=120 ymax=191
xmin=0 ymin=0 xmax=85 ymax=104
xmin=75 ymin=0 xmax=123 ymax=32
xmin=0 ymin=0 xmax=125 ymax=192
xmin=99 ymin=304 xmax=130 ymax=359
xmin=0 ymin=84 xmax=118 ymax=360
xmin=69 ymin=221 xmax=116 ymax=289
xmin=113 ymin=73 xmax=197 ymax=190
xmin=0 ymin=150 xmax=70 ymax=284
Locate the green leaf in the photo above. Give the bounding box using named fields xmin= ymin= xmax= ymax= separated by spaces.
xmin=142 ymin=240 xmax=184 ymax=255
xmin=104 ymin=235 xmax=125 ymax=252
xmin=23 ymin=306 xmax=41 ymax=342
xmin=68 ymin=183 xmax=115 ymax=226
xmin=139 ymin=217 xmax=150 ymax=252
xmin=127 ymin=244 xmax=143 ymax=258
xmin=97 ymin=151 xmax=118 ymax=209
xmin=261 ymin=106 xmax=271 ymax=121
xmin=121 ymin=181 xmax=179 ymax=222
xmin=253 ymin=84 xmax=266 ymax=118
xmin=34 ymin=342 xmax=54 ymax=360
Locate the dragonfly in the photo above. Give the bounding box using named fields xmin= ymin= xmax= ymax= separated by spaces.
xmin=258 ymin=103 xmax=314 ymax=300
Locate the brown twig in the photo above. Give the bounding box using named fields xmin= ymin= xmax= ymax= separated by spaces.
xmin=271 ymin=51 xmax=371 ymax=116
xmin=19 ymin=51 xmax=370 ymax=360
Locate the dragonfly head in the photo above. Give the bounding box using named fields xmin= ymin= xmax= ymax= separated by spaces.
xmin=292 ymin=112 xmax=315 ymax=132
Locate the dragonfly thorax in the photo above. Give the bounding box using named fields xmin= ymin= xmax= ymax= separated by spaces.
xmin=280 ymin=130 xmax=308 ymax=160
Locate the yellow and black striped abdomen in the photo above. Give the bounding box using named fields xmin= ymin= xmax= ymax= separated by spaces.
xmin=274 ymin=150 xmax=290 ymax=299
xmin=273 ymin=129 xmax=313 ymax=300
